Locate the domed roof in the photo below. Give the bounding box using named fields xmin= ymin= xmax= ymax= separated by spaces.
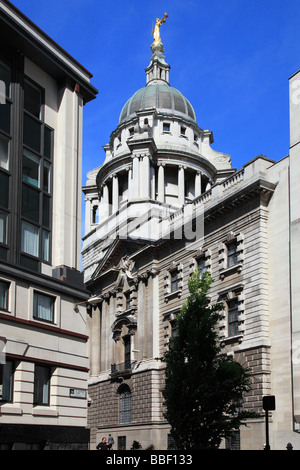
xmin=119 ymin=81 xmax=196 ymax=124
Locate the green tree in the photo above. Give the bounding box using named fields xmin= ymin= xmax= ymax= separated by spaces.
xmin=162 ymin=270 xmax=257 ymax=449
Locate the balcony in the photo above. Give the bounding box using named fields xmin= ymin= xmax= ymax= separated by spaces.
xmin=110 ymin=361 xmax=135 ymax=378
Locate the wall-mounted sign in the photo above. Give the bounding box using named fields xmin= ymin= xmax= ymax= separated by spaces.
xmin=69 ymin=388 xmax=86 ymax=399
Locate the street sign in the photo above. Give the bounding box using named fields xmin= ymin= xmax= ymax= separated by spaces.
xmin=263 ymin=395 xmax=276 ymax=411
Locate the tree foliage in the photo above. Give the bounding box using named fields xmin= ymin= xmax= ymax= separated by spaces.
xmin=162 ymin=270 xmax=257 ymax=449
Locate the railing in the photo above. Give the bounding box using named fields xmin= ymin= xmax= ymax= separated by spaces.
xmin=111 ymin=361 xmax=134 ymax=375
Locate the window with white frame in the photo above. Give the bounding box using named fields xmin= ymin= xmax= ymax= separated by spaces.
xmin=33 ymin=291 xmax=55 ymax=323
xmin=0 ymin=280 xmax=9 ymax=311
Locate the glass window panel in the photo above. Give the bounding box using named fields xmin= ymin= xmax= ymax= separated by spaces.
xmin=120 ymin=388 xmax=131 ymax=424
xmin=34 ymin=364 xmax=50 ymax=405
xmin=0 ymin=210 xmax=8 ymax=244
xmin=227 ymin=240 xmax=238 ymax=267
xmin=22 ymin=149 xmax=40 ymax=187
xmin=23 ymin=114 xmax=41 ymax=153
xmin=22 ymin=184 xmax=40 ymax=223
xmin=197 ymin=257 xmax=206 ymax=277
xmin=43 ymin=162 xmax=51 ymax=193
xmin=42 ymin=195 xmax=50 ymax=228
xmin=171 ymin=270 xmax=179 ymax=292
xmin=0 ymin=104 xmax=10 ymax=134
xmin=0 ymin=135 xmax=9 ymax=170
xmin=0 ymin=280 xmax=9 ymax=310
xmin=0 ymin=61 xmax=11 ymax=99
xmin=0 ymin=172 xmax=9 ymax=208
xmin=0 ymin=361 xmax=13 ymax=402
xmin=42 ymin=230 xmax=50 ymax=262
xmin=21 ymin=220 xmax=39 ymax=257
xmin=44 ymin=127 xmax=52 ymax=159
xmin=33 ymin=292 xmax=54 ymax=322
xmin=24 ymin=80 xmax=42 ymax=119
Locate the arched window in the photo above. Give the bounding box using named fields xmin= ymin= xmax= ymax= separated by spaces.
xmin=119 ymin=385 xmax=131 ymax=424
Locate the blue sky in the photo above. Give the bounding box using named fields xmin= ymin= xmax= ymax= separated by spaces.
xmin=10 ymin=0 xmax=300 ymax=231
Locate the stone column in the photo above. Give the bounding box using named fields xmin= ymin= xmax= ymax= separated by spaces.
xmin=90 ymin=305 xmax=101 ymax=376
xmin=85 ymin=197 xmax=92 ymax=232
xmin=132 ymin=155 xmax=140 ymax=199
xmin=101 ymin=183 xmax=109 ymax=219
xmin=157 ymin=163 xmax=165 ymax=203
xmin=112 ymin=173 xmax=119 ymax=213
xmin=195 ymin=170 xmax=202 ymax=197
xmin=178 ymin=165 xmax=185 ymax=206
xmin=140 ymin=154 xmax=150 ymax=198
xmin=127 ymin=167 xmax=132 ymax=201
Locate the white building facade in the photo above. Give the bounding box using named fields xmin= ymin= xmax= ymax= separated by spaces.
xmin=82 ymin=24 xmax=300 ymax=450
xmin=0 ymin=0 xmax=97 ymax=449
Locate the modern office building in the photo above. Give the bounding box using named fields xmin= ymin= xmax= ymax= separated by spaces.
xmin=82 ymin=17 xmax=300 ymax=450
xmin=0 ymin=0 xmax=97 ymax=449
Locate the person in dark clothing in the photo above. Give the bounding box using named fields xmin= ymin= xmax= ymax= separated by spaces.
xmin=97 ymin=437 xmax=109 ymax=450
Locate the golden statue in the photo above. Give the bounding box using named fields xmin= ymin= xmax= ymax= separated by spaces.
xmin=152 ymin=13 xmax=168 ymax=45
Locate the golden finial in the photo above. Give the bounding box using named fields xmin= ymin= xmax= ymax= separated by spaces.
xmin=151 ymin=13 xmax=168 ymax=46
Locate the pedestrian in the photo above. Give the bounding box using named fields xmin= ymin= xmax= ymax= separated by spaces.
xmin=108 ymin=434 xmax=114 ymax=450
xmin=96 ymin=437 xmax=109 ymax=450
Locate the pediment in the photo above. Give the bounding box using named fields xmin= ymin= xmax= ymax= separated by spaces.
xmin=91 ymin=238 xmax=148 ymax=282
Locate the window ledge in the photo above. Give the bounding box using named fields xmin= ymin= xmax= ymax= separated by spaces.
xmin=164 ymin=290 xmax=182 ymax=303
xmin=32 ymin=406 xmax=58 ymax=417
xmin=0 ymin=404 xmax=22 ymax=415
xmin=220 ymin=263 xmax=243 ymax=280
xmin=221 ymin=333 xmax=243 ymax=345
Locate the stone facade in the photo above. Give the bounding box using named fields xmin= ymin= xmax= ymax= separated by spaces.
xmin=82 ymin=30 xmax=300 ymax=450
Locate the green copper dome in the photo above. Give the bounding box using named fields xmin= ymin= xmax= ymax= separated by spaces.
xmin=119 ymin=81 xmax=196 ymax=124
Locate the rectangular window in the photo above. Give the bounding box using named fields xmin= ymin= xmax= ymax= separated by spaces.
xmin=0 ymin=360 xmax=14 ymax=402
xmin=0 ymin=172 xmax=9 ymax=208
xmin=21 ymin=220 xmax=39 ymax=257
xmin=43 ymin=161 xmax=51 ymax=193
xmin=197 ymin=256 xmax=206 ymax=277
xmin=22 ymin=149 xmax=40 ymax=187
xmin=0 ymin=210 xmax=8 ymax=245
xmin=23 ymin=113 xmax=41 ymax=153
xmin=44 ymin=127 xmax=52 ymax=159
xmin=0 ymin=134 xmax=9 ymax=171
xmin=21 ymin=78 xmax=53 ymax=270
xmin=124 ymin=336 xmax=131 ymax=369
xmin=0 ymin=280 xmax=9 ymax=310
xmin=228 ymin=299 xmax=239 ymax=337
xmin=42 ymin=230 xmax=50 ymax=262
xmin=227 ymin=240 xmax=238 ymax=267
xmin=170 ymin=270 xmax=179 ymax=292
xmin=0 ymin=60 xmax=11 ymax=99
xmin=33 ymin=291 xmax=54 ymax=322
xmin=163 ymin=122 xmax=170 ymax=132
xmin=34 ymin=364 xmax=50 ymax=406
xmin=118 ymin=436 xmax=126 ymax=451
xmin=24 ymin=79 xmax=42 ymax=119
